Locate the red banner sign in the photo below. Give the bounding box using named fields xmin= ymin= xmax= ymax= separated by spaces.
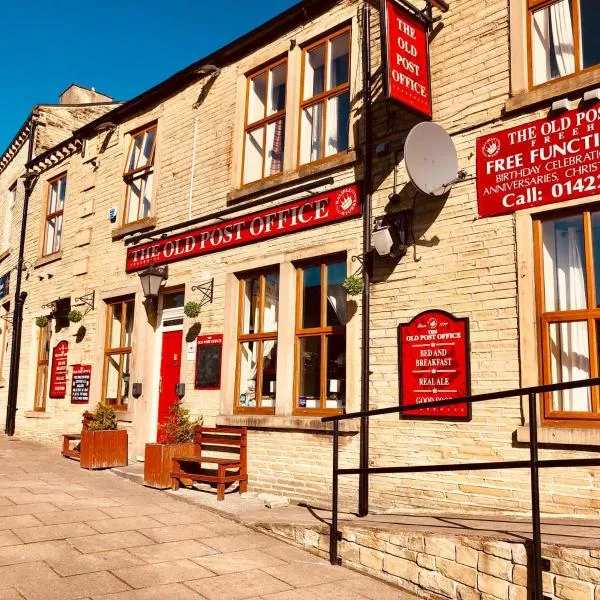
xmin=382 ymin=0 xmax=432 ymax=119
xmin=126 ymin=184 xmax=362 ymax=272
xmin=71 ymin=365 xmax=91 ymax=404
xmin=49 ymin=341 xmax=68 ymax=399
xmin=477 ymin=105 xmax=600 ymax=217
xmin=399 ymin=310 xmax=471 ymax=420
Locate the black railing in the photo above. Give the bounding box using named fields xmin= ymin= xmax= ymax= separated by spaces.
xmin=322 ymin=377 xmax=600 ymax=600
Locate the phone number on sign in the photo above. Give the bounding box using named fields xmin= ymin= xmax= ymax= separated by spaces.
xmin=552 ymin=176 xmax=600 ymax=198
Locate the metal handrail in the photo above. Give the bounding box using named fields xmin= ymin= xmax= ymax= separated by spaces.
xmin=322 ymin=377 xmax=600 ymax=600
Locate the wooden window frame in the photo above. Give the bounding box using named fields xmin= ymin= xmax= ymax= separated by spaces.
xmin=533 ymin=207 xmax=600 ymax=426
xmin=241 ymin=58 xmax=288 ymax=187
xmin=123 ymin=124 xmax=157 ymax=226
xmin=33 ymin=319 xmax=52 ymax=412
xmin=526 ymin=0 xmax=598 ymax=90
xmin=42 ymin=174 xmax=66 ymax=257
xmin=298 ymin=26 xmax=352 ymax=169
xmin=102 ymin=298 xmax=134 ymax=411
xmin=294 ymin=255 xmax=346 ymax=417
xmin=0 ymin=301 xmax=8 ymax=380
xmin=234 ymin=270 xmax=279 ymax=415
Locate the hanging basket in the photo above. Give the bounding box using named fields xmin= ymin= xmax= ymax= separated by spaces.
xmin=35 ymin=315 xmax=49 ymax=328
xmin=184 ymin=301 xmax=201 ymax=319
xmin=342 ymin=274 xmax=364 ymax=297
xmin=68 ymin=309 xmax=84 ymax=323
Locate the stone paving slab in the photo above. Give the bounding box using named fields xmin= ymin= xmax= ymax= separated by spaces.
xmin=0 ymin=436 xmax=413 ymax=600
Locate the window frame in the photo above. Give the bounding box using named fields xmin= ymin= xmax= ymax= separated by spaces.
xmin=241 ymin=58 xmax=288 ymax=187
xmin=293 ymin=255 xmax=346 ymax=417
xmin=123 ymin=123 xmax=157 ymax=226
xmin=526 ymin=0 xmax=595 ymax=90
xmin=0 ymin=301 xmax=8 ymax=380
xmin=42 ymin=173 xmax=67 ymax=257
xmin=298 ymin=25 xmax=352 ymax=168
xmin=33 ymin=319 xmax=52 ymax=412
xmin=3 ymin=183 xmax=16 ymax=253
xmin=102 ymin=298 xmax=134 ymax=411
xmin=234 ymin=269 xmax=279 ymax=415
xmin=533 ymin=207 xmax=600 ymax=426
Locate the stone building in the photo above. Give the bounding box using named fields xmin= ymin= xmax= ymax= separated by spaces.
xmin=4 ymin=0 xmax=600 ymax=521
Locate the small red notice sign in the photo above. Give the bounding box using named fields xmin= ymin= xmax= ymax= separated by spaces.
xmin=382 ymin=0 xmax=432 ymax=119
xmin=477 ymin=105 xmax=600 ymax=217
xmin=49 ymin=341 xmax=68 ymax=399
xmin=399 ymin=310 xmax=471 ymax=420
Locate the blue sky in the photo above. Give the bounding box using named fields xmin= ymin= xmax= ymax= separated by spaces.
xmin=0 ymin=0 xmax=298 ymax=151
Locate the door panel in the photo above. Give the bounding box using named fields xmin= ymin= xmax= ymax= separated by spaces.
xmin=157 ymin=329 xmax=183 ymax=442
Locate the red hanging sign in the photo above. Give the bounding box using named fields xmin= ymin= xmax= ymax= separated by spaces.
xmin=399 ymin=310 xmax=471 ymax=420
xmin=381 ymin=0 xmax=432 ymax=119
xmin=49 ymin=341 xmax=68 ymax=399
xmin=71 ymin=365 xmax=91 ymax=404
xmin=126 ymin=184 xmax=362 ymax=272
xmin=477 ymin=105 xmax=600 ymax=217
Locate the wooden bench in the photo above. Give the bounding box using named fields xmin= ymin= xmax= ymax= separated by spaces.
xmin=61 ymin=412 xmax=94 ymax=460
xmin=171 ymin=426 xmax=247 ymax=501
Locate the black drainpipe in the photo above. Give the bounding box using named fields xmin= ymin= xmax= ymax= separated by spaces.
xmin=5 ymin=119 xmax=37 ymax=436
xmin=358 ymin=2 xmax=372 ymax=518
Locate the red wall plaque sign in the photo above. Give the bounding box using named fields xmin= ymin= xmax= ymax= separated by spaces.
xmin=126 ymin=184 xmax=362 ymax=272
xmin=381 ymin=0 xmax=432 ymax=119
xmin=49 ymin=341 xmax=68 ymax=399
xmin=71 ymin=365 xmax=91 ymax=404
xmin=399 ymin=310 xmax=471 ymax=420
xmin=477 ymin=105 xmax=600 ymax=217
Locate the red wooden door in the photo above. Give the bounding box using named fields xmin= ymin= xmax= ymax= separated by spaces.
xmin=157 ymin=330 xmax=183 ymax=442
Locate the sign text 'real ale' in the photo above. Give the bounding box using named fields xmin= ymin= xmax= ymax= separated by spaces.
xmin=477 ymin=105 xmax=600 ymax=217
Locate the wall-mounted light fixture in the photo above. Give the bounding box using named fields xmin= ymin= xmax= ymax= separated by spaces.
xmin=550 ymin=98 xmax=570 ymax=112
xmin=372 ymin=211 xmax=412 ymax=258
xmin=583 ymin=88 xmax=600 ymax=103
xmin=138 ymin=264 xmax=168 ymax=300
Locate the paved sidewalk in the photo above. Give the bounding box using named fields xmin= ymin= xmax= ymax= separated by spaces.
xmin=0 ymin=436 xmax=411 ymax=600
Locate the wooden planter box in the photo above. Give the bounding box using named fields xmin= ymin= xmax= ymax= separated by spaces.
xmin=144 ymin=442 xmax=199 ymax=489
xmin=80 ymin=429 xmax=128 ymax=470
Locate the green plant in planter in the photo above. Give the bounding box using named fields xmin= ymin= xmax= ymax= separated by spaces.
xmin=87 ymin=404 xmax=118 ymax=431
xmin=159 ymin=399 xmax=202 ymax=443
xmin=35 ymin=315 xmax=49 ymax=328
xmin=184 ymin=301 xmax=201 ymax=319
xmin=342 ymin=274 xmax=364 ymax=296
xmin=68 ymin=309 xmax=84 ymax=323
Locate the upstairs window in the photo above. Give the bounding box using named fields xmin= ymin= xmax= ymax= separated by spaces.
xmin=123 ymin=125 xmax=156 ymax=224
xmin=530 ymin=0 xmax=600 ymax=86
xmin=243 ymin=60 xmax=287 ymax=185
xmin=300 ymin=28 xmax=351 ymax=166
xmin=43 ymin=174 xmax=66 ymax=256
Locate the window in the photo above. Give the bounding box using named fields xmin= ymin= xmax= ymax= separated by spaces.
xmin=295 ymin=256 xmax=346 ymax=413
xmin=2 ymin=184 xmax=15 ymax=253
xmin=235 ymin=270 xmax=279 ymax=413
xmin=300 ymin=28 xmax=351 ymax=166
xmin=123 ymin=125 xmax=156 ymax=224
xmin=243 ymin=60 xmax=287 ymax=185
xmin=530 ymin=0 xmax=600 ymax=87
xmin=102 ymin=298 xmax=134 ymax=410
xmin=0 ymin=302 xmax=9 ymax=380
xmin=43 ymin=175 xmax=66 ymax=256
xmin=534 ymin=209 xmax=600 ymax=423
xmin=34 ymin=319 xmax=51 ymax=412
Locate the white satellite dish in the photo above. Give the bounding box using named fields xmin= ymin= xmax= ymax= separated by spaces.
xmin=404 ymin=122 xmax=458 ymax=196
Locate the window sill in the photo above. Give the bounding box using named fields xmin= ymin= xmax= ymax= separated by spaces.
xmin=34 ymin=251 xmax=62 ymax=269
xmin=23 ymin=411 xmax=51 ymax=419
xmin=112 ymin=217 xmax=157 ymax=241
xmin=516 ymin=425 xmax=600 ymax=448
xmin=217 ymin=414 xmax=358 ymax=434
xmin=505 ymin=70 xmax=600 ymax=114
xmin=0 ymin=250 xmax=10 ymax=265
xmin=227 ymin=150 xmax=359 ymax=205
